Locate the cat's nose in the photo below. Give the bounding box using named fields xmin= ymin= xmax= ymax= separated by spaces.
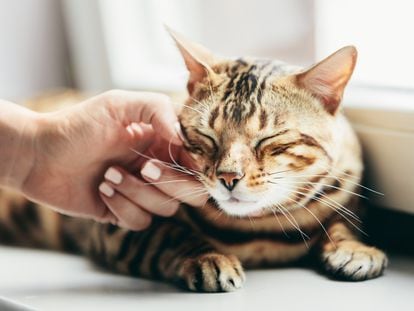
xmin=217 ymin=171 xmax=243 ymax=191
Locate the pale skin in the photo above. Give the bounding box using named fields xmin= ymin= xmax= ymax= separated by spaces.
xmin=0 ymin=90 xmax=208 ymax=230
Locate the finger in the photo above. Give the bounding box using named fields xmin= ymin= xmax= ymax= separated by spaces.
xmin=103 ymin=90 xmax=183 ymax=145
xmin=103 ymin=167 xmax=180 ymax=217
xmin=127 ymin=123 xmax=156 ymax=168
xmin=98 ymin=181 xmax=152 ymax=231
xmin=140 ymin=160 xmax=208 ymax=208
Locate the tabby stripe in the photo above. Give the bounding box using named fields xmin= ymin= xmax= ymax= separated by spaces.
xmin=128 ymin=225 xmax=159 ymax=276
xmin=208 ymin=106 xmax=220 ymax=129
xmin=194 ymin=264 xmax=204 ymax=292
xmin=95 ymin=224 xmax=106 ymax=257
xmin=267 ymin=132 xmax=331 ymax=162
xmin=178 ymin=242 xmax=214 ymax=259
xmin=257 ymin=64 xmax=278 ymax=103
xmin=155 ymin=227 xmax=194 ymax=277
xmin=60 ymin=221 xmax=82 ymax=253
xmin=10 ymin=208 xmax=31 ymax=234
xmin=149 ymin=225 xmax=177 ymax=279
xmin=222 ymin=65 xmax=243 ymax=102
xmin=234 ymin=65 xmax=257 ymax=100
xmin=285 ymin=152 xmax=316 ymax=166
xmin=0 ymin=222 xmax=14 ymax=244
xmin=259 ymin=109 xmax=268 ymax=130
xmin=322 ymin=179 xmax=341 ymax=194
xmin=212 ymin=260 xmax=223 ymax=292
xmin=116 ymin=231 xmax=135 ymax=261
xmin=25 ymin=202 xmax=40 ymax=226
xmin=106 ymin=224 xmax=119 ymax=235
xmin=185 ymin=207 xmax=316 ymax=244
xmin=270 ymin=144 xmax=291 ymax=156
xmin=299 ymin=133 xmax=331 ymax=161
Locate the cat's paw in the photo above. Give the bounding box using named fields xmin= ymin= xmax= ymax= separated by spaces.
xmin=322 ymin=240 xmax=388 ymax=281
xmin=178 ymin=253 xmax=245 ymax=292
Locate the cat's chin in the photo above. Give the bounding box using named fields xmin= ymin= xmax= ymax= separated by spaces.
xmin=215 ymin=198 xmax=266 ymax=218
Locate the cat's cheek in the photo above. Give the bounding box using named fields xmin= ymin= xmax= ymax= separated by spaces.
xmin=185 ymin=152 xmax=205 ymax=170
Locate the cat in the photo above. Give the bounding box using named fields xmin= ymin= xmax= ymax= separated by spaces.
xmin=0 ymin=29 xmax=387 ymax=292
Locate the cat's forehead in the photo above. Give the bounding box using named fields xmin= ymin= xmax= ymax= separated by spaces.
xmin=211 ymin=58 xmax=302 ymax=124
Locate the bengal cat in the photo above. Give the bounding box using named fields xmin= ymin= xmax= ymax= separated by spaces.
xmin=0 ymin=29 xmax=387 ymax=292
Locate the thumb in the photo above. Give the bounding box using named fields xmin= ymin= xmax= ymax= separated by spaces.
xmin=105 ymin=90 xmax=182 ymax=145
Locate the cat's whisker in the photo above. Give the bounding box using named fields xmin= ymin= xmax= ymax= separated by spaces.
xmin=268 ymin=181 xmax=361 ymax=223
xmin=189 ymin=95 xmax=210 ymax=110
xmin=275 ymin=203 xmax=310 ymax=248
xmin=247 ymin=215 xmax=256 ymax=229
xmin=272 ymin=180 xmax=368 ymax=199
xmin=315 ymin=162 xmax=384 ymax=196
xmin=143 ymin=180 xmax=189 ymax=186
xmin=269 ymin=206 xmax=289 ymax=238
xmin=269 ymin=181 xmax=367 ymax=236
xmin=267 ymin=168 xmax=298 ymax=176
xmin=130 ymin=148 xmax=198 ymax=177
xmin=273 ymin=177 xmax=366 ymax=223
xmin=181 ymin=103 xmax=205 ymax=115
xmin=286 ymin=195 xmax=336 ymax=249
xmin=159 ymin=188 xmax=209 ymax=207
xmin=213 ymin=208 xmax=224 ymax=221
xmin=269 ymin=184 xmax=335 ymax=247
xmin=167 ymin=137 xmax=200 ymax=177
xmin=276 ymin=203 xmax=310 ymax=239
xmin=270 ymin=172 xmax=383 ymax=195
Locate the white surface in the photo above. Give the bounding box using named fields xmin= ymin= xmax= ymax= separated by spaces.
xmin=0 ymin=246 xmax=412 ymax=311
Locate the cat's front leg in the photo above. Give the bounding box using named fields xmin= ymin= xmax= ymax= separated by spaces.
xmin=318 ymin=221 xmax=388 ymax=281
xmin=88 ymin=221 xmax=245 ymax=292
xmin=175 ymin=252 xmax=245 ymax=292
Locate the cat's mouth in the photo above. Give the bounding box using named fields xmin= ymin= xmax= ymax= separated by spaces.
xmin=223 ymin=196 xmax=257 ymax=204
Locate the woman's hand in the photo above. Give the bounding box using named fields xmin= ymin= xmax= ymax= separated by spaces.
xmin=15 ymin=90 xmax=207 ymax=230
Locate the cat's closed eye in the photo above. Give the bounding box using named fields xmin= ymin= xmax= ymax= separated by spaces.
xmin=254 ymin=130 xmax=289 ymax=150
xmin=185 ymin=132 xmax=217 ymax=156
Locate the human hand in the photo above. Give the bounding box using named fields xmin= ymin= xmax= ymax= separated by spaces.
xmin=20 ymin=90 xmax=207 ymax=230
xmin=99 ymin=147 xmax=208 ymax=230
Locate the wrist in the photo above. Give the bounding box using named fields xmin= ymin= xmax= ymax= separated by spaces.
xmin=0 ymin=101 xmax=42 ymax=191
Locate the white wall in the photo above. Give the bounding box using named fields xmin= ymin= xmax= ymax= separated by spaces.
xmin=0 ymin=0 xmax=69 ymax=101
xmin=66 ymin=0 xmax=315 ymax=92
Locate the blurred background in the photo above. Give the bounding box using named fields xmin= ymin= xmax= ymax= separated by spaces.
xmin=3 ymin=0 xmax=414 ymax=99
xmin=0 ymin=0 xmax=413 ymax=252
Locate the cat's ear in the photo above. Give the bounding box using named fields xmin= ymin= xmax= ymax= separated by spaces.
xmin=166 ymin=26 xmax=217 ymax=94
xmin=294 ymin=46 xmax=357 ymax=115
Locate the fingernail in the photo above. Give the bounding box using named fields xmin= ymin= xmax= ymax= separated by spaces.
xmin=174 ymin=122 xmax=185 ymax=142
xmin=99 ymin=182 xmax=114 ymax=197
xmin=131 ymin=122 xmax=143 ymax=135
xmin=141 ymin=161 xmax=161 ymax=180
xmin=126 ymin=123 xmax=143 ymax=137
xmin=126 ymin=125 xmax=134 ymax=136
xmin=104 ymin=167 xmax=123 ymax=184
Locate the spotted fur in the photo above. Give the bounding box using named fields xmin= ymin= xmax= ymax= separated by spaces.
xmin=0 ymin=31 xmax=387 ymax=292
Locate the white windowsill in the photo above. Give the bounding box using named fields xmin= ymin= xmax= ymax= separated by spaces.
xmin=343 ymin=86 xmax=414 ymax=215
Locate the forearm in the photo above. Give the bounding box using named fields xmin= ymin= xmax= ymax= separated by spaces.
xmin=0 ymin=100 xmax=39 ymax=191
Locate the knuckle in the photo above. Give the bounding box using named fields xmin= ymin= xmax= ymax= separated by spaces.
xmin=135 ymin=214 xmax=152 ymax=230
xmin=103 ymin=89 xmax=123 ymax=99
xmin=162 ymin=203 xmax=180 ymax=217
xmin=151 ymin=92 xmax=170 ymax=104
xmin=100 ymin=89 xmax=124 ymax=107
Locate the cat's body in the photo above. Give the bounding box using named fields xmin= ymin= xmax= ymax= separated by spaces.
xmin=0 ymin=31 xmax=387 ymax=292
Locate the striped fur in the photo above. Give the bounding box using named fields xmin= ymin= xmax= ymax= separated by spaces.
xmin=0 ymin=39 xmax=387 ymax=292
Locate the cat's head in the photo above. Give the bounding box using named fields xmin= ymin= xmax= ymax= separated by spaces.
xmin=170 ymin=29 xmax=357 ymax=218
